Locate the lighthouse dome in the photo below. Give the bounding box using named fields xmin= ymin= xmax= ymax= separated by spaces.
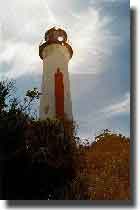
xmin=39 ymin=27 xmax=73 ymax=59
xmin=45 ymin=27 xmax=67 ymax=43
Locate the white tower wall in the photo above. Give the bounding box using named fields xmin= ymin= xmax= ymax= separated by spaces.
xmin=39 ymin=43 xmax=73 ymax=120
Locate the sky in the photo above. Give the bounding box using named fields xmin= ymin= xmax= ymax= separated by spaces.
xmin=0 ymin=0 xmax=130 ymax=138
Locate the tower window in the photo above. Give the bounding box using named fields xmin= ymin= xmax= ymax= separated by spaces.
xmin=58 ymin=36 xmax=64 ymax=42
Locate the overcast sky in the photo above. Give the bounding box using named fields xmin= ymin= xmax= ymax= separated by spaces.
xmin=0 ymin=0 xmax=130 ymax=138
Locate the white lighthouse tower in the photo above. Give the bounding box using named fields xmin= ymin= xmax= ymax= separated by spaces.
xmin=39 ymin=27 xmax=73 ymax=121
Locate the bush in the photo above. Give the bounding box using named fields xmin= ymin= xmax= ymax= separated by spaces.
xmin=0 ymin=80 xmax=130 ymax=200
xmin=64 ymin=131 xmax=130 ymax=200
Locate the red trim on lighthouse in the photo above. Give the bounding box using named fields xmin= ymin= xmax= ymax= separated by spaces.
xmin=55 ymin=68 xmax=64 ymax=119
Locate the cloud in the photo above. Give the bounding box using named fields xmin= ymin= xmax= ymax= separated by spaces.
xmin=0 ymin=0 xmax=125 ymax=78
xmin=83 ymin=92 xmax=130 ymax=125
xmin=99 ymin=92 xmax=130 ymax=118
xmin=74 ymin=90 xmax=130 ymax=138
xmin=0 ymin=41 xmax=40 ymax=78
xmin=69 ymin=7 xmax=121 ymax=74
xmin=89 ymin=0 xmax=128 ymax=6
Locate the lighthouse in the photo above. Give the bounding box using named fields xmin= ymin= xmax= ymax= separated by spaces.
xmin=39 ymin=27 xmax=73 ymax=121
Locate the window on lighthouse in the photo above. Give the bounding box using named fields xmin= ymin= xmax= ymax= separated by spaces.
xmin=58 ymin=36 xmax=64 ymax=42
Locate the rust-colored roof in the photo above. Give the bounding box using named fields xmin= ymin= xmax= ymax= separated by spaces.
xmin=45 ymin=27 xmax=67 ymax=41
xmin=39 ymin=40 xmax=73 ymax=60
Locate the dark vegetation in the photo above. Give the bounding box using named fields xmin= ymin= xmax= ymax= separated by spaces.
xmin=0 ymin=80 xmax=130 ymax=200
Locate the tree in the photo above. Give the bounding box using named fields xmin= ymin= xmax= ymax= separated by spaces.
xmin=64 ymin=131 xmax=130 ymax=200
xmin=0 ymin=80 xmax=130 ymax=200
xmin=0 ymin=80 xmax=79 ymax=199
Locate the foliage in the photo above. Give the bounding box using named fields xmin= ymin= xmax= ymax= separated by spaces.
xmin=0 ymin=80 xmax=130 ymax=200
xmin=64 ymin=131 xmax=130 ymax=200
xmin=0 ymin=80 xmax=79 ymax=199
